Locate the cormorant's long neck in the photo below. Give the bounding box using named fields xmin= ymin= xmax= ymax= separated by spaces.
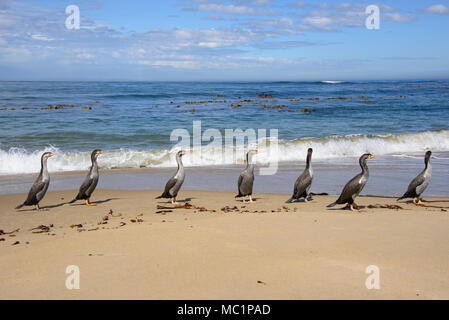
xmin=360 ymin=158 xmax=369 ymax=176
xmin=246 ymin=153 xmax=255 ymax=172
xmin=40 ymin=157 xmax=48 ymax=177
xmin=424 ymin=156 xmax=430 ymax=170
xmin=305 ymin=153 xmax=312 ymax=170
xmin=91 ymin=157 xmax=99 ymax=173
xmin=176 ymin=154 xmax=184 ymax=173
xmin=423 ymin=156 xmax=431 ymax=174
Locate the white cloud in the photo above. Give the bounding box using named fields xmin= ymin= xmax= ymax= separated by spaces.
xmin=198 ymin=41 xmax=221 ymax=48
xmin=298 ymin=3 xmax=417 ymax=31
xmin=76 ymin=53 xmax=95 ymax=59
xmin=302 ymin=16 xmax=333 ymax=28
xmin=0 ymin=12 xmax=19 ymax=27
xmin=137 ymin=59 xmax=198 ymax=69
xmin=383 ymin=13 xmax=417 ymax=23
xmin=257 ymin=56 xmax=275 ymax=62
xmin=425 ymin=4 xmax=449 ymax=15
xmin=199 ymin=3 xmax=255 ymax=15
xmin=0 ymin=47 xmax=32 ymax=62
xmin=205 ymin=14 xmax=224 ymax=21
xmin=0 ymin=0 xmax=431 ymax=79
xmin=192 ymin=1 xmax=279 ymax=16
xmin=31 ymin=34 xmax=55 ymax=41
xmin=252 ymin=0 xmax=272 ymax=7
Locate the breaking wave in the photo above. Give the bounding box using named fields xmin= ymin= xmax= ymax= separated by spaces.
xmin=1 ymin=130 xmax=448 ymax=175
xmin=321 ymin=80 xmax=345 ymax=84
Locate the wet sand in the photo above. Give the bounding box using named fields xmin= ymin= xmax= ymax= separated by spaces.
xmin=1 ymin=152 xmax=449 ymax=197
xmin=1 ymin=189 xmax=449 ymax=299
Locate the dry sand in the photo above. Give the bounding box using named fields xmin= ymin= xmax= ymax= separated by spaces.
xmin=1 ymin=189 xmax=448 ymax=299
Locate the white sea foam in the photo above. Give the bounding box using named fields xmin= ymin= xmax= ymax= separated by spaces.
xmin=321 ymin=80 xmax=345 ymax=84
xmin=1 ymin=130 xmax=449 ymax=175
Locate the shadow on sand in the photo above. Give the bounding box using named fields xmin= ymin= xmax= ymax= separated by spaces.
xmin=69 ymin=198 xmax=120 ymax=206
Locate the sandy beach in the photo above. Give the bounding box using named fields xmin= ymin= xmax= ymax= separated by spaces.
xmin=1 ymin=189 xmax=448 ymax=299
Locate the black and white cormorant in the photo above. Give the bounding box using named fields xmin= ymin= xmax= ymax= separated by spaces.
xmin=286 ymin=148 xmax=314 ymax=203
xmin=69 ymin=149 xmax=104 ymax=206
xmin=235 ymin=149 xmax=258 ymax=203
xmin=15 ymin=152 xmax=55 ymax=210
xmin=397 ymin=151 xmax=432 ymax=205
xmin=156 ymin=150 xmax=186 ymax=204
xmin=327 ymin=153 xmax=374 ymax=211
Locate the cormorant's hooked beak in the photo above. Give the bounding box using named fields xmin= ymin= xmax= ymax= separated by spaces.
xmin=369 ymin=154 xmax=375 ymax=159
xmin=49 ymin=152 xmax=56 ymax=157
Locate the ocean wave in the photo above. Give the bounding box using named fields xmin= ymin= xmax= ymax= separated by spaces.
xmin=1 ymin=130 xmax=448 ymax=175
xmin=321 ymin=80 xmax=345 ymax=84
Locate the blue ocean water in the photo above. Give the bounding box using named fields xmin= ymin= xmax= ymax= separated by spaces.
xmin=1 ymin=80 xmax=449 ymax=174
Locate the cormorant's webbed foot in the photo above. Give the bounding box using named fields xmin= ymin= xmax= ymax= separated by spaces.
xmin=85 ymin=198 xmax=96 ymax=206
xmin=345 ymin=203 xmax=360 ymax=212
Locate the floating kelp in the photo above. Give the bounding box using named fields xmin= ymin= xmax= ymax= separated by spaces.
xmin=327 ymin=97 xmax=351 ymax=100
xmin=43 ymin=104 xmax=75 ymax=110
xmin=185 ymin=100 xmax=227 ymax=104
xmin=359 ymin=100 xmax=375 ymax=104
xmin=257 ymin=93 xmax=273 ymax=98
xmin=287 ymin=108 xmax=316 ymax=113
xmin=262 ymin=104 xmax=287 ymax=110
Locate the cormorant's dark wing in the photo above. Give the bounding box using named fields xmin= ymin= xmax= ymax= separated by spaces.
xmin=407 ymin=174 xmax=425 ymax=194
xmin=163 ymin=177 xmax=177 ymax=197
xmin=294 ymin=171 xmax=312 ymax=198
xmin=238 ymin=171 xmax=254 ymax=196
xmin=237 ymin=174 xmax=243 ymax=193
xmin=76 ymin=175 xmax=93 ymax=199
xmin=24 ymin=180 xmax=46 ymax=204
xmin=399 ymin=173 xmax=425 ymax=199
xmin=336 ymin=174 xmax=362 ymax=204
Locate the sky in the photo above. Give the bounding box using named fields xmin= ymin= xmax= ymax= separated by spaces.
xmin=0 ymin=0 xmax=448 ymax=81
